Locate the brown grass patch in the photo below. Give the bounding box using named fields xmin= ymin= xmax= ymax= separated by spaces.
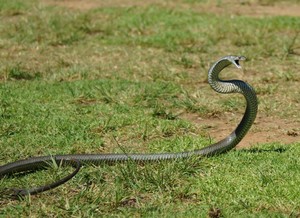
xmin=42 ymin=0 xmax=300 ymax=17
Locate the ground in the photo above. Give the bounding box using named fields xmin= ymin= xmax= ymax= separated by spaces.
xmin=40 ymin=0 xmax=300 ymax=148
xmin=1 ymin=0 xmax=300 ymax=216
xmin=44 ymin=0 xmax=300 ymax=17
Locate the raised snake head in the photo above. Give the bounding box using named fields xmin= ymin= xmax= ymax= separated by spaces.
xmin=227 ymin=55 xmax=246 ymax=69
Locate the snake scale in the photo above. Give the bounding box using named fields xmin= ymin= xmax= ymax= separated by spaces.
xmin=0 ymin=55 xmax=258 ymax=198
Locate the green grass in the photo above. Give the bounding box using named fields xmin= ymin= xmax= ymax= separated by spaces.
xmin=1 ymin=0 xmax=300 ymax=217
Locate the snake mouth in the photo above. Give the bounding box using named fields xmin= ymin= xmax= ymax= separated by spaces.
xmin=233 ymin=56 xmax=246 ymax=69
xmin=234 ymin=60 xmax=240 ymax=67
xmin=233 ymin=59 xmax=242 ymax=69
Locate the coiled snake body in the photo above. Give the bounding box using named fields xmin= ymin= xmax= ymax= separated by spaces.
xmin=0 ymin=55 xmax=258 ymax=197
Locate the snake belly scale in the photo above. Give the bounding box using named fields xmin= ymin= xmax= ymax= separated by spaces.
xmin=0 ymin=55 xmax=258 ymax=197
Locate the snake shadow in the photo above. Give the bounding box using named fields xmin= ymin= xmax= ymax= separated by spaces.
xmin=238 ymin=147 xmax=287 ymax=154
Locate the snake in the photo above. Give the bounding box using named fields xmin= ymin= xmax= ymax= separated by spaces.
xmin=0 ymin=55 xmax=258 ymax=198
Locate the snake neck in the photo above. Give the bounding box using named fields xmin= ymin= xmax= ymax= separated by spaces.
xmin=203 ymin=57 xmax=258 ymax=154
xmin=208 ymin=59 xmax=240 ymax=94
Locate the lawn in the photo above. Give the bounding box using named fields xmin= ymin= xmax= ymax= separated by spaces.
xmin=0 ymin=0 xmax=300 ymax=217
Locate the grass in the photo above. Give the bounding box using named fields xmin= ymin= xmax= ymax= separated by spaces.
xmin=0 ymin=0 xmax=300 ymax=217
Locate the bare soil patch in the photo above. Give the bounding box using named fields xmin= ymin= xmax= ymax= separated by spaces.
xmin=43 ymin=0 xmax=300 ymax=17
xmin=191 ymin=2 xmax=300 ymax=17
xmin=181 ymin=113 xmax=300 ymax=148
xmin=42 ymin=0 xmax=167 ymax=10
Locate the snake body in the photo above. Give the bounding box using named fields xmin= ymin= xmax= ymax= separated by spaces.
xmin=0 ymin=55 xmax=258 ymax=197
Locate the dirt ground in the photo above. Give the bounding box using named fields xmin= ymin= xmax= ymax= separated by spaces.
xmin=43 ymin=0 xmax=300 ymax=17
xmin=42 ymin=0 xmax=300 ymax=148
xmin=181 ymin=113 xmax=300 ymax=148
